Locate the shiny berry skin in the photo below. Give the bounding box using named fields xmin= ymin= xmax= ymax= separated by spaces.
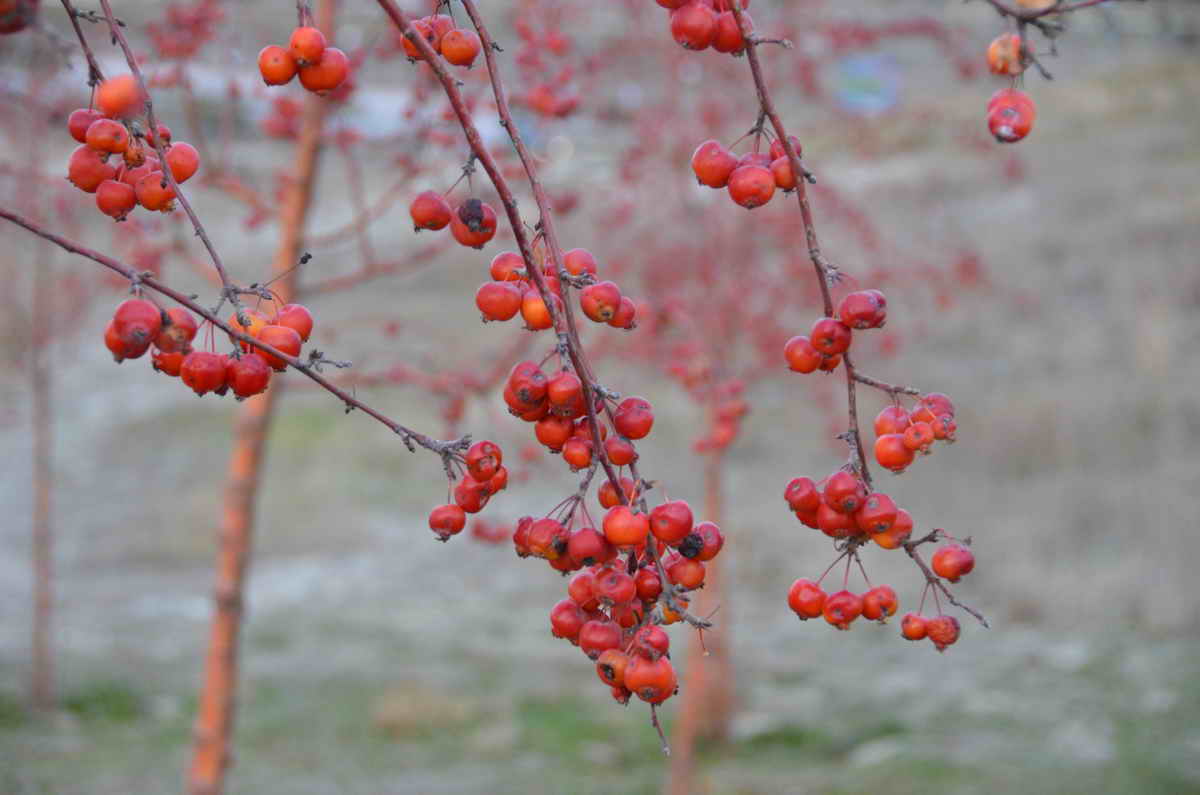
xmin=578 ymin=618 xmax=623 ymax=660
xmin=561 ymin=438 xmax=593 ymax=470
xmin=567 ymin=527 xmax=615 ymax=567
xmin=546 ymin=370 xmax=583 ymax=411
xmin=256 ymin=324 xmax=302 ymax=371
xmin=298 ymin=46 xmax=349 ymax=94
xmin=113 ymin=298 xmax=163 ymax=346
xmin=691 ymin=521 xmax=725 ymax=561
xmin=453 ymin=476 xmax=491 ymax=514
xmin=410 ymin=191 xmax=452 ymax=231
xmin=273 ymin=303 xmax=314 ymax=343
xmin=624 ymin=655 xmax=677 ymax=704
xmin=691 ymin=139 xmax=738 ymax=188
xmin=521 ymin=288 xmax=557 ymax=330
xmin=597 ymin=476 xmax=638 ymax=509
xmin=229 ymin=308 xmax=270 ymax=350
xmin=153 ymin=307 xmax=198 ymax=353
xmin=727 ymin=165 xmax=775 ymax=209
xmin=152 ymin=347 xmax=187 ymax=376
xmin=784 ymin=476 xmax=821 ymax=514
xmin=632 ymin=625 xmax=670 ymax=662
xmin=931 ymin=543 xmax=975 ymax=583
xmin=931 ymin=415 xmax=957 ymax=442
xmin=507 ymin=360 xmax=548 ymax=406
xmin=872 ymin=507 xmax=913 ymax=549
xmin=67 ymin=108 xmax=104 ymax=143
xmin=824 ymin=471 xmax=867 ymax=514
xmin=665 ymin=554 xmax=705 ymax=590
xmin=770 ymin=156 xmax=797 ymax=191
xmin=783 ymin=335 xmax=822 ymax=374
xmin=134 ymin=173 xmax=176 ymax=212
xmin=988 ymin=92 xmax=1035 ymax=143
xmin=900 ymin=612 xmax=928 ymax=641
xmin=738 ymin=151 xmax=772 ymax=169
xmin=649 ymin=500 xmax=693 ymax=545
xmin=817 ymin=354 xmax=841 ymax=372
xmin=816 ymin=501 xmax=857 ymax=538
xmin=634 ymin=568 xmax=663 ymax=603
xmin=874 ymin=405 xmax=910 ymax=436
xmin=526 ymin=518 xmax=568 ymax=559
xmin=580 ymin=281 xmax=622 ymax=323
xmin=911 ymin=392 xmax=956 ymax=424
xmin=712 ymin=10 xmax=750 ymax=53
xmin=838 ymin=290 xmax=887 ymax=329
xmin=400 ymin=18 xmax=435 ymax=59
xmin=562 ymin=248 xmax=599 ymax=276
xmin=787 ymin=578 xmax=826 ymax=620
xmin=465 ymin=440 xmax=502 ymax=482
xmin=549 ymin=599 xmax=587 ymax=642
xmin=488 ymin=251 xmax=524 ymax=281
xmin=226 ymin=353 xmax=272 ymax=399
xmin=258 ymin=45 xmax=297 ymax=85
xmin=428 ymin=503 xmax=467 ymax=540
xmin=567 ymin=569 xmax=598 ymax=609
xmin=85 ymin=118 xmax=129 ymax=154
xmin=926 ymin=615 xmax=961 ymax=651
xmin=861 ymin=585 xmax=899 ymax=621
xmin=604 ymin=436 xmax=638 ymax=467
xmin=104 ymin=322 xmax=141 ymax=362
xmin=450 ymin=199 xmax=498 ymax=248
xmin=181 ymin=351 xmax=228 ymax=396
xmin=441 ymin=28 xmax=481 ymax=66
xmin=475 ymin=281 xmax=522 ymax=321
xmin=822 ymin=589 xmax=863 ymax=630
xmin=670 ymin=2 xmax=717 ymax=49
xmin=594 ymin=568 xmax=637 ymax=606
xmin=855 ymin=493 xmax=898 ymax=534
xmin=986 ymin=32 xmax=1023 ymax=76
xmin=534 ymin=415 xmax=573 ymax=450
xmin=904 ymin=421 xmax=935 ymax=452
xmin=613 ymin=396 xmax=654 ymax=440
xmin=810 ymin=317 xmax=852 ymax=356
xmin=596 ymin=649 xmax=630 ymax=688
xmin=427 ymin=14 xmax=454 ymax=51
xmin=165 ymin=142 xmax=200 ymax=184
xmin=289 ymin=26 xmax=326 ymax=65
xmin=95 ymin=179 xmax=136 ymax=221
xmin=608 ymin=296 xmax=637 ymax=330
xmin=875 ymin=433 xmax=915 ymax=473
xmin=67 ymin=146 xmax=117 ymax=193
xmin=95 ymin=74 xmax=144 ymax=118
xmin=602 ymin=505 xmax=650 ymax=548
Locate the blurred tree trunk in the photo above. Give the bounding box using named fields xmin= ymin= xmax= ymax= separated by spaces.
xmin=30 ymin=243 xmax=54 ymax=710
xmin=186 ymin=4 xmax=332 ymax=791
xmin=665 ymin=450 xmax=736 ymax=795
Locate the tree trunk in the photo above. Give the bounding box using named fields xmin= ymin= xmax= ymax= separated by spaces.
xmin=186 ymin=4 xmax=331 ymax=789
xmin=30 ymin=243 xmax=54 ymax=710
xmin=665 ymin=451 xmax=736 ymax=795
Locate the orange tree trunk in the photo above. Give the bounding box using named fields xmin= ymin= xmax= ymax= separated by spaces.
xmin=186 ymin=6 xmax=332 ymax=790
xmin=665 ymin=450 xmax=736 ymax=795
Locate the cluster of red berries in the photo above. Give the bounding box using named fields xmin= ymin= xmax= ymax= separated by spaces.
xmin=783 ymin=288 xmax=886 ymax=376
xmin=394 ymin=12 xmax=482 ymax=68
xmin=985 ymin=33 xmax=1035 ymax=143
xmin=872 ymin=393 xmax=957 ymax=474
xmin=502 ymin=360 xmax=653 ymax=475
xmin=103 ymin=297 xmax=314 ymax=400
xmin=427 ymin=439 xmax=510 ymax=540
xmin=691 ymin=135 xmax=804 ymax=209
xmin=525 ymin=493 xmax=723 ymax=705
xmin=257 ymin=26 xmax=349 ymax=94
xmin=512 ymin=16 xmax=580 ymax=118
xmin=65 ymin=75 xmax=199 ymax=221
xmin=658 ymin=0 xmax=753 ymax=55
xmin=409 ymin=192 xmax=498 ymax=249
xmin=474 ymin=247 xmax=638 ymax=331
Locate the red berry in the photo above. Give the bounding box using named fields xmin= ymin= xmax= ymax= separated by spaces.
xmin=441 ymin=28 xmax=482 ymax=66
xmin=711 ymin=10 xmax=751 ymax=53
xmin=580 ymin=281 xmax=622 ymax=323
xmin=787 ymin=578 xmax=826 ymax=620
xmin=875 ymin=434 xmax=915 ymax=473
xmin=903 ymin=421 xmax=935 ymax=452
xmin=181 ymin=351 xmax=228 ymax=396
xmin=151 ymin=347 xmax=187 ymax=376
xmin=165 ymin=142 xmax=200 ymax=184
xmin=67 ymin=108 xmax=104 ymax=143
xmin=450 ymin=199 xmax=498 ymax=248
xmin=861 ymin=585 xmax=899 ymax=621
xmin=567 ymin=527 xmax=615 ymax=567
xmin=665 ymin=553 xmax=706 ymax=590
xmin=226 ymin=353 xmax=272 ymax=400
xmin=691 ymin=139 xmax=738 ymax=188
xmin=526 ymin=518 xmax=568 ymax=558
xmin=602 ymin=505 xmax=649 ymax=548
xmin=607 ymin=296 xmax=637 ymax=330
xmin=475 ymin=281 xmax=522 ymax=321
xmin=428 ymin=503 xmax=467 ymax=540
xmin=624 ymin=655 xmax=677 ymax=703
xmin=273 ymin=303 xmax=314 ymax=343
xmin=926 ymin=615 xmax=961 ymax=651
xmin=562 ymin=248 xmax=598 ymax=276
xmin=465 ymin=440 xmax=502 ymax=482
xmin=113 ymin=298 xmax=163 ymax=346
xmin=784 ymin=476 xmax=821 ymax=514
xmin=85 ymin=118 xmax=129 ymax=154
xmin=838 ymin=290 xmax=887 ymax=329
xmin=824 ymin=470 xmax=867 ymax=514
xmin=67 ymin=145 xmax=117 ymax=193
xmin=874 ymin=405 xmax=911 ymax=437
xmin=298 ymin=46 xmax=349 ymax=94
xmin=613 ymin=396 xmax=654 ymax=440
xmin=727 ymin=165 xmax=775 ymax=209
xmin=822 ymin=590 xmax=863 ymax=630
xmin=410 ymin=191 xmax=453 ymax=231
xmin=95 ymin=179 xmax=136 ymax=221
xmin=95 ymin=74 xmax=144 ymax=119
xmin=631 ymin=624 xmax=670 ymax=660
xmin=578 ymin=618 xmax=622 ymax=660
xmin=289 ymin=26 xmax=327 ymax=65
xmin=153 ymin=307 xmax=198 ymax=353
xmin=670 ymin=3 xmax=717 ymax=50
xmin=258 ymin=45 xmax=297 ymax=85
xmin=986 ymin=32 xmax=1024 ymax=76
xmin=810 ymin=317 xmax=852 ymax=356
xmin=594 ymin=567 xmax=637 ymax=606
xmin=634 ymin=568 xmax=663 ymax=603
xmin=256 ymin=324 xmax=302 ymax=371
xmin=931 ymin=543 xmax=975 ymax=583
xmin=783 ymin=335 xmax=822 ymax=374
xmin=872 ymin=507 xmax=913 ymax=550
xmin=604 ymin=436 xmax=638 ymax=466
xmin=550 ymin=599 xmax=587 ymax=642
xmin=649 ymin=500 xmax=693 ymax=545
xmin=690 ymin=521 xmax=724 ymax=561
xmin=769 ymin=135 xmax=803 ymax=161
xmin=900 ymin=612 xmax=928 ymax=640
xmin=596 ymin=649 xmax=630 ymax=688
xmin=134 ymin=173 xmax=176 ymax=212
xmin=855 ymin=493 xmax=898 ymax=534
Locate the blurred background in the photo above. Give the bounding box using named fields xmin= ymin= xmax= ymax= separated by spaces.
xmin=2 ymin=0 xmax=1199 ymax=793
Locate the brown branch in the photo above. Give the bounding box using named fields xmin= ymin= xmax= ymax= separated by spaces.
xmin=902 ymin=540 xmax=990 ymax=628
xmin=59 ymin=0 xmax=105 ymax=86
xmin=96 ymin=0 xmax=243 ymax=318
xmin=852 ymin=371 xmax=922 ymax=397
xmin=0 ymin=206 xmax=460 ymax=457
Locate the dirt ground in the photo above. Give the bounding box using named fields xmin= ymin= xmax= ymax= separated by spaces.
xmin=2 ymin=1 xmax=1200 ymax=793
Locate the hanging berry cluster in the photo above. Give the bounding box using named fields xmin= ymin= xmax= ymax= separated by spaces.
xmin=691 ymin=134 xmax=805 ymax=210
xmin=410 ymin=188 xmax=498 ymax=249
xmin=65 ymin=75 xmax=200 ymax=221
xmin=257 ymin=25 xmax=349 ymax=94
xmin=393 ymin=11 xmax=482 ymax=67
xmin=660 ymin=0 xmax=755 ymax=55
xmin=474 ymin=247 xmax=637 ymax=331
xmin=427 ymin=439 xmax=510 ymax=540
xmin=103 ymin=293 xmax=315 ymax=401
xmin=984 ymin=32 xmax=1034 ymax=143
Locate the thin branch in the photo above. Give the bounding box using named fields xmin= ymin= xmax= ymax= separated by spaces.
xmin=0 ymin=207 xmax=460 ymax=458
xmin=59 ymin=0 xmax=105 ymax=86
